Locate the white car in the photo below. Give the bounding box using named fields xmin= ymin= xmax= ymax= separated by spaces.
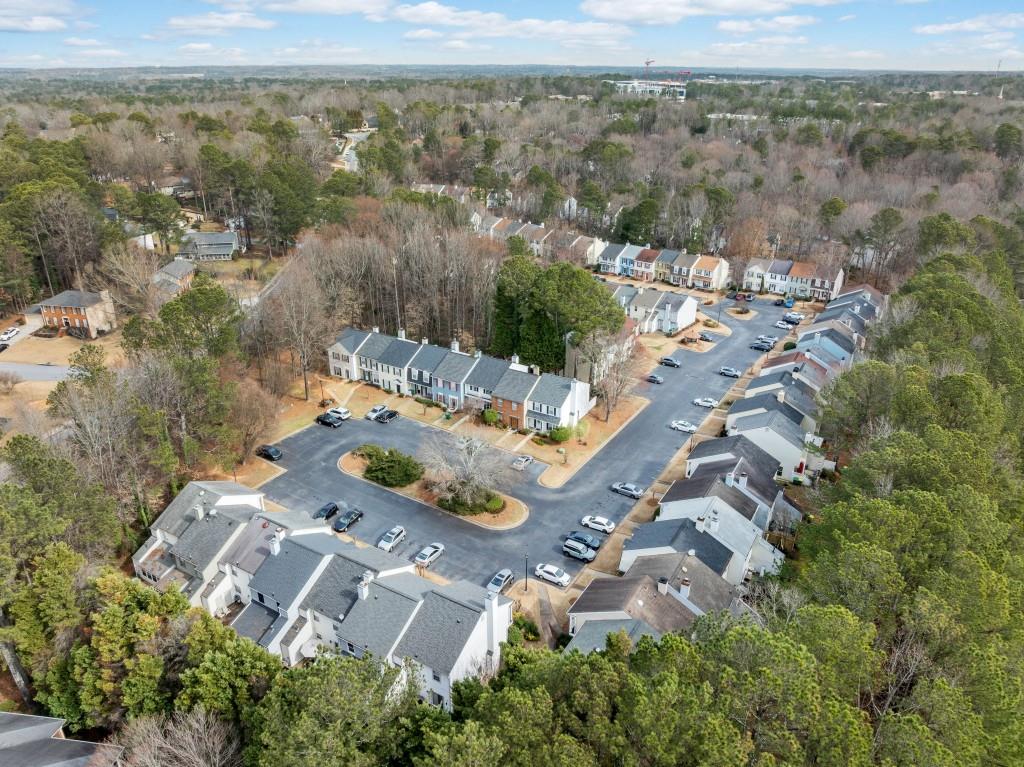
xmin=693 ymin=397 xmax=719 ymax=408
xmin=757 ymin=335 xmax=779 ymax=344
xmin=0 ymin=327 xmax=18 ymax=342
xmin=512 ymin=454 xmax=534 ymax=471
xmin=670 ymin=420 xmax=697 ymax=433
xmin=365 ymin=404 xmax=387 ymax=420
xmin=774 ymin=321 xmax=790 ymax=330
xmin=377 ymin=525 xmax=407 ymax=552
xmin=534 ymin=563 xmax=571 ymax=587
xmin=581 ymin=515 xmax=615 ymax=534
xmin=413 ymin=542 xmax=445 ymax=567
xmin=327 ymin=407 xmax=352 ymax=420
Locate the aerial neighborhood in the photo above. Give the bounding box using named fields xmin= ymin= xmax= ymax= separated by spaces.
xmin=0 ymin=46 xmax=1016 ymax=767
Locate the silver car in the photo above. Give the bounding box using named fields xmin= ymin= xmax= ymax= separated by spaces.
xmin=611 ymin=482 xmax=645 ymax=499
xmin=487 ymin=569 xmax=514 ymax=594
xmin=377 ymin=525 xmax=407 ymax=552
xmin=414 ymin=542 xmax=445 ymax=567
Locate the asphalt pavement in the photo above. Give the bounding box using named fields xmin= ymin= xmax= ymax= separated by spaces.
xmin=261 ymin=297 xmax=794 ymax=588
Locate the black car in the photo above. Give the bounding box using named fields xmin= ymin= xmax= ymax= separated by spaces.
xmin=0 ymin=343 xmax=8 ymax=353
xmin=750 ymin=342 xmax=773 ymax=352
xmin=659 ymin=356 xmax=681 ymax=368
xmin=332 ymin=507 xmax=364 ymax=532
xmin=699 ymin=332 xmax=715 ymax=342
xmin=774 ymin=298 xmax=785 ymax=306
xmin=725 ymin=291 xmax=737 ymax=299
xmin=375 ymin=409 xmax=399 ymax=423
xmin=316 ymin=412 xmax=344 ymax=428
xmin=567 ymin=530 xmax=603 ymax=550
xmin=255 ymin=444 xmax=283 ymax=461
xmin=314 ymin=501 xmax=340 ymax=520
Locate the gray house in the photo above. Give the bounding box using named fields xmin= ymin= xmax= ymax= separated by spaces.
xmin=0 ymin=712 xmax=123 ymax=767
xmin=179 ymin=231 xmax=240 ymax=261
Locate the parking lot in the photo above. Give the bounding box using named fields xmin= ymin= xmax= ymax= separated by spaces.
xmin=261 ymin=297 xmax=797 ymax=589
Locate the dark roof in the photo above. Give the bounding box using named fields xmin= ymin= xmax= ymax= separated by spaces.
xmin=780 ymin=385 xmax=818 ymax=419
xmin=815 ymin=306 xmax=868 ymax=333
xmin=728 ymin=392 xmax=804 ymax=427
xmin=563 ymin=618 xmax=660 ymax=655
xmin=169 ymin=508 xmax=249 ymax=575
xmin=337 ymin=580 xmax=420 ymax=659
xmin=355 ymin=332 xmax=395 ymax=362
xmin=568 ymin=575 xmax=697 ymax=633
xmin=528 ymin=373 xmax=572 ymax=408
xmin=800 ymin=327 xmax=855 ymax=355
xmin=767 ymin=259 xmax=793 ymax=276
xmin=231 ymin=601 xmax=281 ymax=646
xmin=661 ymin=468 xmax=761 ymax=521
xmin=335 ymin=326 xmax=370 ymax=353
xmin=657 ymin=248 xmax=680 ymax=264
xmin=38 ymin=290 xmax=104 ymax=309
xmin=626 ymin=552 xmax=735 ymax=614
xmin=408 ymin=342 xmax=448 ymax=373
xmin=150 ymin=480 xmax=261 ymax=538
xmin=600 ymin=243 xmax=627 ymax=260
xmin=624 ymin=518 xmax=734 ymax=575
xmin=300 ymin=555 xmax=367 ymax=621
xmin=184 ymin=231 xmax=237 ymax=246
xmin=0 ymin=711 xmax=123 ymax=767
xmin=826 ymin=297 xmax=877 ymax=320
xmin=433 ymin=350 xmax=478 ymax=382
xmin=465 ymin=355 xmax=511 ymax=391
xmin=394 ymin=589 xmax=483 ymax=673
xmin=249 ymin=538 xmax=324 ymax=608
xmin=686 ymin=436 xmax=782 ymax=504
xmin=731 ymin=410 xmax=806 ymax=449
xmin=378 ymin=338 xmax=421 ymax=368
xmin=492 ymin=368 xmax=538 ymax=402
xmin=157 ymin=259 xmax=196 ymax=279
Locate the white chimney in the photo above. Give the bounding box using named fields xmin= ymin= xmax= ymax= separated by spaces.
xmin=269 ymin=527 xmax=284 ymax=556
xmin=372 ymin=325 xmax=380 ymax=333
xmin=511 ymin=353 xmax=520 ymax=365
xmin=814 ymin=331 xmax=821 ymax=342
xmin=397 ymin=328 xmax=406 ymax=340
xmin=421 ymin=337 xmax=429 ymax=345
xmin=357 ymin=570 xmax=373 ymax=600
xmin=738 ymin=473 xmax=748 ymax=489
xmin=451 ymin=338 xmax=460 ymax=353
xmin=657 ymin=577 xmax=669 ymax=596
xmin=485 ymin=591 xmax=501 ymax=654
xmin=474 ymin=349 xmax=482 ymax=358
xmin=696 ymin=516 xmax=706 ymax=533
xmin=853 ymin=304 xmax=861 ymax=315
xmin=193 ymin=504 xmax=205 ymax=521
xmin=680 ymin=577 xmax=691 ymax=600
xmin=724 ymin=473 xmax=735 ymax=487
xmin=707 ymin=514 xmax=720 ymax=533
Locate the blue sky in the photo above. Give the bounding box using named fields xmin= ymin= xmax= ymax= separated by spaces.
xmin=0 ymin=1 xmax=1021 ymax=70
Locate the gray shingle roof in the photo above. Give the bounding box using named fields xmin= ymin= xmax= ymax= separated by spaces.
xmin=767 ymin=259 xmax=793 ymax=276
xmin=625 ymin=551 xmax=735 ymax=613
xmin=249 ymin=538 xmax=324 ymax=608
xmin=491 ymin=368 xmax=538 ymax=403
xmin=169 ymin=508 xmax=249 ymax=576
xmin=300 ymin=555 xmax=368 ymax=621
xmin=157 ymin=259 xmax=196 ymax=279
xmin=599 ymin=243 xmax=627 ymax=260
xmin=432 ymin=351 xmax=478 ymax=382
xmin=624 ymin=518 xmax=734 ymax=575
xmin=656 ymin=249 xmax=680 ymax=264
xmin=661 ymin=468 xmax=762 ymax=521
xmin=184 ymin=231 xmax=238 ymax=247
xmin=800 ymin=327 xmax=855 ymax=355
xmin=335 ymin=326 xmax=370 ymax=353
xmin=563 ymin=618 xmax=660 ymax=655
xmin=378 ymin=338 xmax=421 ymax=368
xmin=356 ymin=332 xmax=396 ymax=363
xmin=728 ymin=392 xmax=804 ymax=427
xmin=528 ymin=373 xmax=572 ymax=408
xmin=815 ymin=306 xmax=868 ymax=333
xmin=394 ymin=590 xmax=481 ymax=673
xmin=408 ymin=342 xmax=448 ymax=374
xmin=38 ymin=290 xmax=104 ymax=309
xmin=731 ymin=410 xmax=806 ymax=449
xmin=151 ymin=480 xmax=261 ymax=539
xmin=567 ymin=575 xmax=697 ymax=633
xmin=231 ymin=601 xmax=281 ymax=645
xmin=336 ymin=581 xmax=420 ymax=659
xmin=465 ymin=355 xmax=510 ymax=391
xmin=0 ymin=711 xmax=123 ymax=767
xmin=688 ymin=435 xmax=782 ymax=488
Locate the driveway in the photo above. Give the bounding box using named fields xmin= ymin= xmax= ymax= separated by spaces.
xmin=0 ymin=361 xmax=70 ymax=381
xmin=262 ymin=298 xmax=796 ymax=588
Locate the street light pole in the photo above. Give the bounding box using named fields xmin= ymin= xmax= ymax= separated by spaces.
xmin=524 ymin=554 xmax=529 ymax=593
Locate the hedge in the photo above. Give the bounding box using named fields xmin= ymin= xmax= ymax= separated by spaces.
xmin=548 ymin=426 xmax=572 ymax=443
xmin=356 ymin=443 xmax=423 ymax=487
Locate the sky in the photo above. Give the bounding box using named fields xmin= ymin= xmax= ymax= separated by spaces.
xmin=0 ymin=0 xmax=1021 ymax=71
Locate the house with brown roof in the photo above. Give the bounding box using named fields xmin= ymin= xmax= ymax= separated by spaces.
xmin=567 ymin=575 xmax=701 ymax=637
xmin=786 ymin=261 xmax=817 ymax=297
xmin=690 ymin=255 xmax=730 ymax=290
xmin=631 ymin=248 xmax=660 ymax=281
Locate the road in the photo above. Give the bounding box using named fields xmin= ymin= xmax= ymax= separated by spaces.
xmin=261 ymin=298 xmax=794 ymax=588
xmin=0 ymin=361 xmax=70 ymax=381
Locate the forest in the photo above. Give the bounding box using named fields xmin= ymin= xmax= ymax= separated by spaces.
xmin=0 ymin=69 xmax=1022 ymax=765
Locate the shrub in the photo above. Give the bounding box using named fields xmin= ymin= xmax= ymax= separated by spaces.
xmin=513 ymin=613 xmax=540 ymax=641
xmin=358 ymin=444 xmax=423 ymax=487
xmin=506 ymin=624 xmax=524 ymax=646
xmin=438 ymin=490 xmax=502 ymax=516
xmin=735 ymin=306 xmax=750 ymax=314
xmin=485 ymin=495 xmax=504 ymax=513
xmin=482 ymin=408 xmax=500 ymax=425
xmin=354 ymin=443 xmax=386 ymax=462
xmin=548 ymin=426 xmax=572 ymax=443
xmin=414 ymin=396 xmax=440 ymax=408
xmin=784 ymin=341 xmax=797 ymax=351
xmin=517 ymin=427 xmax=531 ymax=435
xmin=531 ymin=436 xmax=546 ymax=446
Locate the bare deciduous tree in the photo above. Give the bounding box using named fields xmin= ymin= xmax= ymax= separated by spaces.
xmin=420 ymin=434 xmax=510 ymax=508
xmin=269 ymin=258 xmax=331 ymax=400
xmin=94 ymin=242 xmax=162 ymax=315
xmin=0 ymin=370 xmax=21 ymax=394
xmin=230 ymin=379 xmax=278 ymax=462
xmin=576 ymin=331 xmax=637 ymax=421
xmin=116 ymin=708 xmax=242 ymax=767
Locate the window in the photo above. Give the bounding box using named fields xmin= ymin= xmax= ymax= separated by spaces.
xmin=331 ymin=352 xmax=341 ymax=360
xmin=432 ymin=671 xmax=441 ymax=682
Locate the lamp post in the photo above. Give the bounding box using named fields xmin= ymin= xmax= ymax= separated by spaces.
xmin=524 ymin=554 xmax=529 ymax=594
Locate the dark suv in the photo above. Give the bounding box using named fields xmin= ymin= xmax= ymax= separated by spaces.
xmin=332 ymin=508 xmax=363 ymax=532
xmin=567 ymin=530 xmax=603 ymax=550
xmin=314 ymin=502 xmax=340 ymax=520
xmin=375 ymin=409 xmax=399 ymax=423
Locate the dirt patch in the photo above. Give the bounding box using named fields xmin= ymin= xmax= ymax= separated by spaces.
xmin=726 ymin=307 xmax=758 ymax=321
xmin=1 ymin=329 xmax=125 ymax=366
xmin=338 ymin=451 xmax=528 ymax=530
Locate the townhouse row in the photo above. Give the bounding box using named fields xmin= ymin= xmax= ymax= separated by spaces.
xmin=329 ymin=328 xmax=594 ymax=433
xmin=742 ymin=257 xmax=845 ymax=302
xmin=132 ymin=481 xmax=512 ymax=710
xmin=563 ymin=282 xmax=887 ymax=653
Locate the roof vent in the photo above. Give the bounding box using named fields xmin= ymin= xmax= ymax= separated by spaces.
xmin=687 ymin=548 xmax=696 ymax=556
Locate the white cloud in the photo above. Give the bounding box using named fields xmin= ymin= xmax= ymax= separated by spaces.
xmin=179 ymin=42 xmax=215 ymax=52
xmin=717 ymin=15 xmax=818 ymax=33
xmin=838 ymin=14 xmax=855 ymax=21
xmin=76 ymin=48 xmax=126 ymax=57
xmin=403 ymin=28 xmax=443 ymax=39
xmin=166 ymin=11 xmax=277 ymax=35
xmin=755 ymin=34 xmax=807 ymax=45
xmin=440 ymin=39 xmax=491 ymax=51
xmin=915 ymin=13 xmax=1024 ymax=35
xmin=268 ymin=39 xmax=362 ymax=63
xmin=581 ymin=0 xmax=842 ymax=25
xmin=0 ymin=0 xmax=75 ymax=32
xmin=63 ymin=36 xmax=100 ymax=46
xmin=261 ymin=0 xmax=391 ymax=13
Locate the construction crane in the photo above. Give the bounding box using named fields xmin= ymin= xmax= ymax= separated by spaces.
xmin=644 ymin=59 xmax=655 ymax=79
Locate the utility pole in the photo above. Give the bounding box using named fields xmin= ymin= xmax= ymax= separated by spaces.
xmin=524 ymin=554 xmax=529 ymax=593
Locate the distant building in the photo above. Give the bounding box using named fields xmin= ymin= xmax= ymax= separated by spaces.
xmin=178 ymin=231 xmax=240 ymax=261
xmin=604 ymin=79 xmax=686 ymax=101
xmin=38 ymin=289 xmax=117 ymax=339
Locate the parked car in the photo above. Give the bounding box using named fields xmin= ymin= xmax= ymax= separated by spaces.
xmin=314 ymin=501 xmax=340 ymax=520
xmin=414 ymin=542 xmax=445 ymax=567
xmin=581 ymin=515 xmax=615 ymax=534
xmin=567 ymin=530 xmax=603 ymax=550
xmin=611 ymin=481 xmax=645 ymax=499
xmin=366 ymin=404 xmax=387 ymax=420
xmin=646 ymin=373 xmax=664 ymax=385
xmin=670 ymin=420 xmax=698 ymax=433
xmin=774 ymin=320 xmax=791 ymax=330
xmin=375 ymin=409 xmax=399 ymax=423
xmin=698 ymin=332 xmax=715 ymax=342
xmin=693 ymin=397 xmax=719 ymax=408
xmin=377 ymin=525 xmax=407 ymax=552
xmin=659 ymin=356 xmax=681 ymax=368
xmin=750 ymin=342 xmax=773 ymax=352
xmin=719 ymin=366 xmax=742 ymax=378
xmin=745 ymin=293 xmax=756 ymax=302
xmin=534 ymin=563 xmax=571 ymax=587
xmin=255 ymin=444 xmax=283 ymax=461
xmin=326 ymin=407 xmax=352 ymax=420
xmin=0 ymin=343 xmax=8 ymax=353
xmin=332 ymin=507 xmax=364 ymax=532
xmin=562 ymin=539 xmax=596 ymax=562
xmin=784 ymin=297 xmax=795 ymax=308
xmin=726 ymin=291 xmax=737 ymax=299
xmin=733 ymin=292 xmax=746 ymax=301
xmin=487 ymin=569 xmax=515 ymax=594
xmin=315 ymin=412 xmax=345 ymax=428
xmin=774 ymin=298 xmax=785 ymax=306
xmin=0 ymin=327 xmax=18 ymax=342
xmin=757 ymin=335 xmax=779 ymax=344
xmin=512 ymin=454 xmax=534 ymax=471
